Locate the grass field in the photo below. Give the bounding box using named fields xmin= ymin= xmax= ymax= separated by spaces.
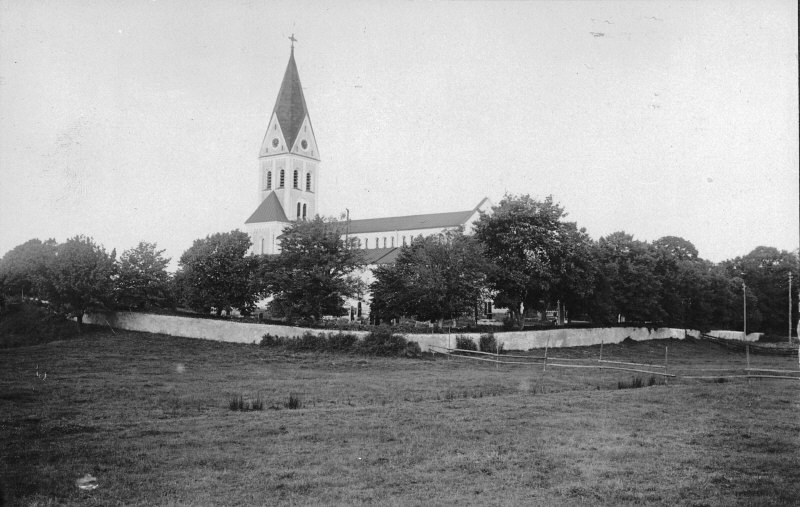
xmin=1 ymin=330 xmax=799 ymax=506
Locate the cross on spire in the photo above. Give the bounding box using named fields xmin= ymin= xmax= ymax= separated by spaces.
xmin=289 ymin=34 xmax=297 ymax=49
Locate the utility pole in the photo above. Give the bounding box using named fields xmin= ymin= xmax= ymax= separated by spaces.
xmin=742 ymin=281 xmax=747 ymax=340
xmin=790 ymin=271 xmax=793 ymax=343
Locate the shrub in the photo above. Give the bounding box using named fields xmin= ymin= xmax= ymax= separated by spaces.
xmin=260 ymin=333 xmax=286 ymax=347
xmin=358 ymin=326 xmax=409 ymax=356
xmin=479 ymin=333 xmax=503 ymax=353
xmin=404 ymin=340 xmax=422 ymax=358
xmin=327 ymin=332 xmax=358 ymax=351
xmin=455 ymin=335 xmax=477 ymax=351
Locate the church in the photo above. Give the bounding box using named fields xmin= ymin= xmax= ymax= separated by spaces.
xmin=244 ymin=43 xmax=492 ymax=318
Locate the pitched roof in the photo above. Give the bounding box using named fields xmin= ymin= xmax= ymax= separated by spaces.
xmin=362 ymin=247 xmax=401 ymax=265
xmin=342 ymin=209 xmax=476 ymax=234
xmin=245 ymin=192 xmax=288 ymax=224
xmin=272 ymin=48 xmax=309 ymax=152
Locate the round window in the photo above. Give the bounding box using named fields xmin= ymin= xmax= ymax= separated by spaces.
xmin=300 ymin=139 xmax=308 ymax=150
xmin=272 ymin=138 xmax=279 ymax=148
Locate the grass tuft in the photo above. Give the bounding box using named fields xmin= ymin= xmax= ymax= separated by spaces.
xmin=228 ymin=393 xmax=264 ymax=411
xmin=285 ymin=393 xmax=302 ymax=410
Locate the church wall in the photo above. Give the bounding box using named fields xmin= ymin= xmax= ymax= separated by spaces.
xmin=246 ymin=221 xmax=286 ymax=255
xmin=81 ymin=311 xmax=698 ymax=351
xmin=352 ymin=226 xmax=459 ymax=250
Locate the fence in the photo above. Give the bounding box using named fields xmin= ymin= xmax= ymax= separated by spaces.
xmin=429 ymin=334 xmax=800 ymax=383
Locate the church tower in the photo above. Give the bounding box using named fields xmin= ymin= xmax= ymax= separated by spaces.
xmin=245 ymin=40 xmax=320 ymax=255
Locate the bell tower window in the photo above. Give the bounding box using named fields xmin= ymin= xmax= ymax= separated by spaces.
xmin=306 ymin=173 xmax=312 ymax=191
xmin=266 ymin=171 xmax=272 ymax=190
xmin=279 ymin=169 xmax=285 ymax=188
xmin=293 ymin=170 xmax=299 ymax=189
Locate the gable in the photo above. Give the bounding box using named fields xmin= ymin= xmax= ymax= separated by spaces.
xmin=245 ymin=192 xmax=289 ymax=224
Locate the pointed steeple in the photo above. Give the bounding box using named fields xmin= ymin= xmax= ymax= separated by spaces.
xmin=272 ymin=46 xmax=309 ymax=153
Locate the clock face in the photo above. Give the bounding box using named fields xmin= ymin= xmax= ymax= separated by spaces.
xmin=272 ymin=138 xmax=279 ymax=148
xmin=300 ymin=140 xmax=308 ymax=150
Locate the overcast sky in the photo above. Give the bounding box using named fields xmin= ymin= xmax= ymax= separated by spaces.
xmin=1 ymin=0 xmax=797 ymax=267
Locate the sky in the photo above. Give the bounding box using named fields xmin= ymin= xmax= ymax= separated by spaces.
xmin=1 ymin=0 xmax=797 ymax=268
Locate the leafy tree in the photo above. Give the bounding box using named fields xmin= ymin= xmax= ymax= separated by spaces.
xmin=259 ymin=217 xmax=365 ymax=323
xmin=115 ymin=241 xmax=172 ymax=309
xmin=175 ymin=230 xmax=259 ymax=316
xmin=0 ymin=238 xmax=56 ymax=300
xmin=473 ymin=194 xmax=594 ymax=327
xmin=46 ymin=235 xmax=117 ymax=330
xmin=370 ymin=230 xmax=491 ymax=324
xmin=722 ymin=246 xmax=799 ymax=334
xmin=589 ymin=232 xmax=663 ymax=323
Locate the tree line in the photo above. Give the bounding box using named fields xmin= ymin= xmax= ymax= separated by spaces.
xmin=1 ymin=195 xmax=797 ymax=334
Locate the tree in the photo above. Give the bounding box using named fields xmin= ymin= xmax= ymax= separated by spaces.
xmin=259 ymin=217 xmax=365 ymax=322
xmin=370 ymin=230 xmax=491 ymax=324
xmin=175 ymin=230 xmax=259 ymax=316
xmin=589 ymin=232 xmax=663 ymax=323
xmin=115 ymin=241 xmax=172 ymax=309
xmin=722 ymin=246 xmax=799 ymax=334
xmin=0 ymin=238 xmax=57 ymax=300
xmin=473 ymin=194 xmax=594 ymax=327
xmin=46 ymin=235 xmax=117 ymax=330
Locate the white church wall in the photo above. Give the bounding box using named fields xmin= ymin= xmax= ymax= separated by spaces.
xmin=83 ymin=311 xmax=699 ymax=351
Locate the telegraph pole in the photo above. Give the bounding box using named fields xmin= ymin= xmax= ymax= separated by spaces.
xmin=742 ymin=281 xmax=747 ymax=340
xmin=789 ymin=272 xmax=793 ymax=343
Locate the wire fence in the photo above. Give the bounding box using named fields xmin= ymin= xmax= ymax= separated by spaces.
xmin=428 ymin=335 xmax=800 ymax=383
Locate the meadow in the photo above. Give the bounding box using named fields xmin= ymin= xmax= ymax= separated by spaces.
xmin=1 ymin=330 xmax=798 ymax=506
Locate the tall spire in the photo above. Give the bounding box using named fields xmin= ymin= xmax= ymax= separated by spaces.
xmin=272 ymin=40 xmax=308 ymax=152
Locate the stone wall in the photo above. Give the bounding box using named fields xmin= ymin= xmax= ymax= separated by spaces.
xmin=84 ymin=311 xmax=700 ymax=350
xmin=406 ymin=326 xmax=699 ymax=352
xmin=83 ymin=311 xmax=368 ymax=344
xmin=707 ymin=330 xmax=762 ymax=342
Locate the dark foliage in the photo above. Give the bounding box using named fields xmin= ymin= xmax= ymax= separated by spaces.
xmin=455 ymin=335 xmax=477 ymax=351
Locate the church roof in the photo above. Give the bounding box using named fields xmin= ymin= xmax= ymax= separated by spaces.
xmin=272 ymin=48 xmax=309 ymax=152
xmin=362 ymin=247 xmax=401 ymax=265
xmin=245 ymin=192 xmax=288 ymax=224
xmin=343 ymin=209 xmax=477 ymax=234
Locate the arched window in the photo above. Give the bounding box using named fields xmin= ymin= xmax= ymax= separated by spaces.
xmin=293 ymin=170 xmax=299 ymax=189
xmin=402 ymin=236 xmax=406 ymax=246
xmin=266 ymin=171 xmax=272 ymax=190
xmin=383 ymin=237 xmax=387 ymax=248
xmin=306 ymin=173 xmax=312 ymax=191
xmin=296 ymin=202 xmax=301 ymax=219
xmin=365 ymin=238 xmax=369 ymax=249
xmin=279 ymin=169 xmax=285 ymax=188
xmin=260 ymin=238 xmax=265 ymax=254
xmin=302 ymin=203 xmax=307 ymax=220
xmin=391 ymin=237 xmax=395 ymax=247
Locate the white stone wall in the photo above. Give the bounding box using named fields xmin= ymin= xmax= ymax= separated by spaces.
xmin=83 ymin=311 xmax=369 ymax=344
xmin=708 ymin=330 xmax=763 ymax=342
xmin=83 ymin=312 xmax=698 ymax=351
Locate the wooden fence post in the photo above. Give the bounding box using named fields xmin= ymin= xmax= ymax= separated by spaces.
xmin=544 ymin=338 xmax=549 ymax=373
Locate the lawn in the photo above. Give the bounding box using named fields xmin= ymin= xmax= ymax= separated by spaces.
xmin=1 ymin=330 xmax=798 ymax=506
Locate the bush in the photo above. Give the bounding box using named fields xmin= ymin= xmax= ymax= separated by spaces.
xmin=0 ymin=301 xmax=82 ymax=348
xmin=479 ymin=333 xmax=503 ymax=353
xmin=357 ymin=326 xmax=409 ymax=356
xmin=455 ymin=335 xmax=477 ymax=351
xmin=327 ymin=332 xmax=358 ymax=351
xmin=404 ymin=340 xmax=422 ymax=358
xmin=260 ymin=328 xmax=416 ymax=357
